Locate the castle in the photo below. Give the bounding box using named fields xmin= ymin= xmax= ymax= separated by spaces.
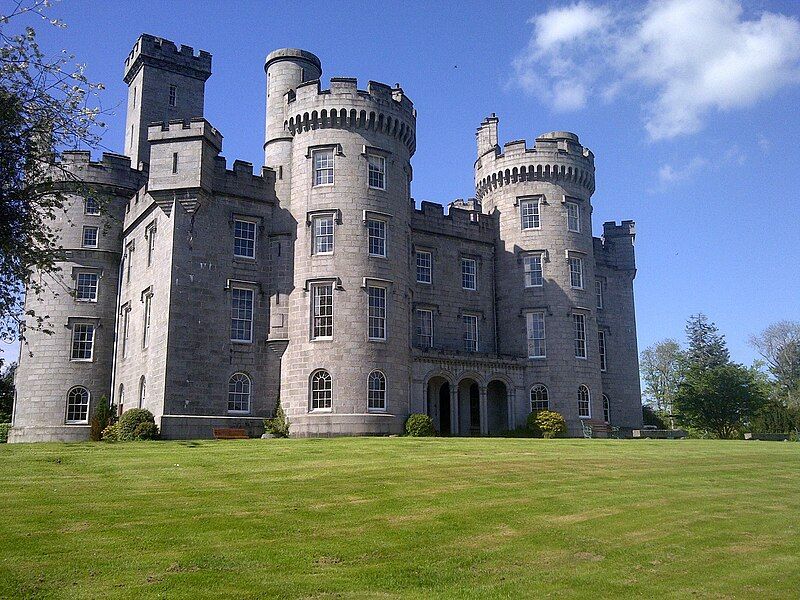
xmin=9 ymin=34 xmax=642 ymax=441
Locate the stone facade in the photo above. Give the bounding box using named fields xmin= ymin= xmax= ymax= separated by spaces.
xmin=10 ymin=34 xmax=642 ymax=442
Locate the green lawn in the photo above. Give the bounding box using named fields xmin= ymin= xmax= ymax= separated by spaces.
xmin=0 ymin=438 xmax=797 ymax=599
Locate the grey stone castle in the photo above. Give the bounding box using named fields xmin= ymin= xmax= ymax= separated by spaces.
xmin=9 ymin=34 xmax=642 ymax=442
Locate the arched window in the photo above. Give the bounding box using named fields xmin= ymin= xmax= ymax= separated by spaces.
xmin=310 ymin=370 xmax=332 ymax=411
xmin=66 ymin=386 xmax=90 ymax=424
xmin=228 ymin=373 xmax=251 ymax=413
xmin=530 ymin=384 xmax=549 ymax=412
xmin=578 ymin=385 xmax=591 ymax=418
xmin=118 ymin=384 xmax=125 ymax=416
xmin=367 ymin=370 xmax=386 ymax=412
xmin=602 ymin=394 xmax=610 ymax=423
xmin=138 ymin=376 xmax=146 ymax=408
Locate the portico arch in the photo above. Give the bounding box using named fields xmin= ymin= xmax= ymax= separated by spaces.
xmin=426 ymin=375 xmax=452 ymax=436
xmin=487 ymin=379 xmax=509 ymax=435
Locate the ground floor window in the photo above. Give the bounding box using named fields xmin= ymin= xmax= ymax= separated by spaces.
xmin=578 ymin=385 xmax=591 ymax=418
xmin=66 ymin=386 xmax=90 ymax=424
xmin=530 ymin=384 xmax=549 ymax=411
xmin=311 ymin=369 xmax=332 ymax=410
xmin=228 ymin=373 xmax=251 ymax=413
xmin=367 ymin=370 xmax=386 ymax=411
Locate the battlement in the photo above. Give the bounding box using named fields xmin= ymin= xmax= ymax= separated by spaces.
xmin=147 ymin=118 xmax=223 ymax=152
xmin=124 ymin=33 xmax=212 ymax=83
xmin=285 ymin=77 xmax=416 ymax=155
xmin=474 ymin=117 xmax=596 ymax=198
xmin=411 ymin=200 xmax=495 ymax=244
xmin=602 ymin=220 xmax=636 ymax=238
xmin=54 ymin=151 xmax=144 ymax=189
xmin=212 ymin=156 xmax=276 ymax=202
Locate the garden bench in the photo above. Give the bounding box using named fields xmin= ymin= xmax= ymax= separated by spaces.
xmin=212 ymin=427 xmax=249 ymax=440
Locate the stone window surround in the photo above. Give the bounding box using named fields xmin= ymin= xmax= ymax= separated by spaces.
xmin=309 ymin=369 xmax=333 ymax=412
xmin=307 ymin=144 xmax=343 ymax=187
xmin=365 ymin=281 xmax=389 ymax=342
xmin=461 ymin=256 xmax=478 ymax=291
xmin=307 ymin=209 xmax=341 ymax=256
xmin=566 ymin=249 xmax=587 ymax=290
xmin=66 ymin=316 xmax=100 ymax=362
xmin=518 ymin=195 xmax=543 ymax=230
xmin=363 ymin=210 xmax=391 ymax=259
xmin=144 ymin=220 xmax=157 ymax=266
xmin=413 ymin=245 xmax=434 ymax=285
xmin=119 ymin=301 xmax=131 ymax=359
xmin=414 ymin=306 xmax=435 ymax=349
xmin=225 ymin=280 xmax=260 ymax=345
xmin=141 ymin=286 xmax=153 ymax=350
xmin=227 ymin=371 xmax=252 ymax=415
xmin=367 ymin=370 xmax=387 ymax=413
xmin=525 ymin=310 xmax=547 ymax=359
xmin=65 ymin=386 xmax=91 ymax=425
xmin=362 ymin=145 xmax=390 ymax=191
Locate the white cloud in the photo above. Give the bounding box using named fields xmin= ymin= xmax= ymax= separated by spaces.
xmin=513 ymin=0 xmax=800 ymax=140
xmin=657 ymin=156 xmax=708 ymax=184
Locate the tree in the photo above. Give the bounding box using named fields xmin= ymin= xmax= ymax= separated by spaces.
xmin=685 ymin=313 xmax=730 ymax=370
xmin=640 ymin=339 xmax=683 ymax=414
xmin=0 ymin=1 xmax=106 ymax=342
xmin=673 ymin=363 xmax=767 ymax=439
xmin=749 ymin=321 xmax=800 ymax=406
xmin=0 ymin=360 xmax=15 ymax=422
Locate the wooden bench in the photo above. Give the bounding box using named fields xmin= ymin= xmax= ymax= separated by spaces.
xmin=212 ymin=427 xmax=249 ymax=440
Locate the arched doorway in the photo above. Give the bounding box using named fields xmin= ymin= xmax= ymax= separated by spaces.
xmin=487 ymin=380 xmax=509 ymax=435
xmin=458 ymin=378 xmax=480 ymax=436
xmin=427 ymin=376 xmax=451 ymax=435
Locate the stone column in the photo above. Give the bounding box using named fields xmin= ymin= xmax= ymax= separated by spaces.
xmin=479 ymin=386 xmax=488 ymax=436
xmin=450 ymin=386 xmax=459 ymax=436
xmin=508 ymin=388 xmax=519 ymax=430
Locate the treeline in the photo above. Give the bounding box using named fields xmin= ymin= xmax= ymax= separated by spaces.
xmin=640 ymin=315 xmax=800 ymax=438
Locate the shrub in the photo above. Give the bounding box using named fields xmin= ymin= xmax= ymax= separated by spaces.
xmin=118 ymin=408 xmax=156 ymax=441
xmin=131 ymin=421 xmax=159 ymax=440
xmin=0 ymin=422 xmax=9 ymax=443
xmin=526 ymin=412 xmax=543 ymax=437
xmin=405 ymin=413 xmax=435 ymax=437
xmin=533 ymin=410 xmax=567 ymax=439
xmin=642 ymin=405 xmax=668 ymax=429
xmin=264 ymin=398 xmax=290 ymax=438
xmin=101 ymin=422 xmax=120 ymax=442
xmin=750 ymin=400 xmax=796 ymax=434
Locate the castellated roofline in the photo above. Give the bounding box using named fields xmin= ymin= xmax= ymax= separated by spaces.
xmin=124 ymin=33 xmax=212 ymax=84
xmin=474 ymin=117 xmax=596 ymax=198
xmin=52 ymin=151 xmax=144 ymax=190
xmin=147 ymin=118 xmax=223 ymax=152
xmin=285 ymin=78 xmax=416 ymax=155
xmin=411 ymin=200 xmax=495 ymax=244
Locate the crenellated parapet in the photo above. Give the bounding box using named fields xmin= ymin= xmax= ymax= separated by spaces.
xmin=212 ymin=157 xmax=276 ymax=202
xmin=595 ymin=221 xmax=636 ymax=272
xmin=475 ymin=131 xmax=595 ymax=200
xmin=284 ymin=78 xmax=416 ymax=155
xmin=411 ymin=200 xmax=495 ymax=244
xmin=53 ymin=151 xmax=145 ymax=191
xmin=123 ymin=33 xmax=212 ymax=84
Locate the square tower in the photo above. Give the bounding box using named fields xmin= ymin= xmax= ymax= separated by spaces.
xmin=123 ymin=34 xmax=212 ymax=169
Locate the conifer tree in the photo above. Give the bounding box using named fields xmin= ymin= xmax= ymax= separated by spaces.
xmin=685 ymin=313 xmax=730 ymax=370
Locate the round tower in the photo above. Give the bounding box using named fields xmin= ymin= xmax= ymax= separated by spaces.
xmin=10 ymin=153 xmax=143 ymax=442
xmin=474 ymin=122 xmax=603 ymax=433
xmin=264 ymin=49 xmax=322 ymax=204
xmin=278 ymin=73 xmax=416 ymax=436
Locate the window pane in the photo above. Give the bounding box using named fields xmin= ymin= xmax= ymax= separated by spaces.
xmin=368 ymin=371 xmax=386 ymax=410
xmin=416 ymin=251 xmax=431 ymax=283
xmin=463 ymin=315 xmax=478 ymax=352
xmin=367 ymin=154 xmax=385 ymax=189
xmin=234 ymin=220 xmax=256 ymax=258
xmin=75 ymin=273 xmax=98 ymax=301
xmin=312 ymin=284 xmax=333 ymax=339
xmin=228 ymin=373 xmax=251 ymax=413
xmin=578 ymin=385 xmax=591 ymax=417
xmin=567 ymin=202 xmax=580 ymax=232
xmin=313 ymin=216 xmax=334 ymax=254
xmin=71 ymin=324 xmax=94 ymax=360
xmin=368 ymin=286 xmax=386 ymax=340
xmin=85 ymin=197 xmax=100 ymax=215
xmin=66 ymin=387 xmax=90 ymax=423
xmin=311 ymin=370 xmax=332 ymax=410
xmin=573 ymin=314 xmax=586 ymax=358
xmin=569 ymin=257 xmax=583 ymax=289
xmin=524 ymin=255 xmax=543 ymax=287
xmin=313 ymin=149 xmax=334 ymax=185
xmin=530 ymin=385 xmax=549 ymax=411
xmin=82 ymin=226 xmax=98 ymax=248
xmin=231 ymin=288 xmax=254 ymax=342
xmin=595 ymin=280 xmax=603 ymax=309
xmin=367 ymin=219 xmax=386 ymax=257
xmin=526 ymin=312 xmax=546 ymax=358
xmin=521 ymin=199 xmax=540 ymax=229
xmin=462 ymin=258 xmax=476 ymax=290
xmin=598 ymin=330 xmax=607 ymax=371
xmin=415 ymin=309 xmax=433 ymax=348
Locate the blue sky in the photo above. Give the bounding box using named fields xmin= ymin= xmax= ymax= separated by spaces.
xmin=2 ymin=0 xmax=799 ymax=368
